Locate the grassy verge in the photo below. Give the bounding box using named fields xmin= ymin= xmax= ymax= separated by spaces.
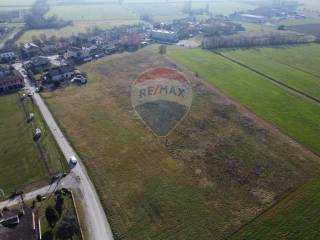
xmin=23 ymin=94 xmax=67 ymax=175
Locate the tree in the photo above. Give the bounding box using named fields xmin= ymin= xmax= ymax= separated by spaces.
xmin=36 ymin=194 xmax=42 ymax=202
xmin=45 ymin=206 xmax=59 ymax=227
xmin=159 ymin=45 xmax=167 ymax=55
xmin=55 ymin=194 xmax=64 ymax=216
xmin=42 ymin=231 xmax=53 ymax=240
xmin=56 ymin=212 xmax=80 ymax=240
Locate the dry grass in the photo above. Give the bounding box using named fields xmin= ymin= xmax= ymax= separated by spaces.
xmin=42 ymin=46 xmax=320 ymax=239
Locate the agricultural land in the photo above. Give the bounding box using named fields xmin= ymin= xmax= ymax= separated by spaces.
xmin=41 ymin=45 xmax=320 ymax=240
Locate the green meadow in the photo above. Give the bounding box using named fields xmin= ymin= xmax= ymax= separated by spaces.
xmin=230 ymin=176 xmax=320 ymax=240
xmin=167 ymin=46 xmax=320 ymax=155
xmin=0 ymin=94 xmax=46 ymax=196
xmin=221 ymin=44 xmax=320 ymax=100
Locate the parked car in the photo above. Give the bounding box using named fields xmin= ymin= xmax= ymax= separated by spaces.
xmin=33 ymin=128 xmax=42 ymax=141
xmin=69 ymin=156 xmax=78 ymax=166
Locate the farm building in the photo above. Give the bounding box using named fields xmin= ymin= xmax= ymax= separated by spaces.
xmin=0 ymin=207 xmax=40 ymax=240
xmin=151 ymin=30 xmax=179 ymax=43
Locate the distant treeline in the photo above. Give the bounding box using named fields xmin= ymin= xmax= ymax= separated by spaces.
xmin=24 ymin=0 xmax=72 ymax=30
xmin=201 ymin=31 xmax=316 ymax=49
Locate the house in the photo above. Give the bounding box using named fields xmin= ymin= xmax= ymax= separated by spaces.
xmin=0 ymin=65 xmax=10 ymax=77
xmin=0 ymin=69 xmax=24 ymax=93
xmin=47 ymin=66 xmax=75 ymax=82
xmin=64 ymin=47 xmax=82 ymax=60
xmin=120 ymin=33 xmax=144 ymax=50
xmin=22 ymin=43 xmax=41 ymax=58
xmin=0 ymin=207 xmax=40 ymax=240
xmin=41 ymin=44 xmax=58 ymax=55
xmin=28 ymin=56 xmax=50 ymax=73
xmin=30 ymin=56 xmax=49 ymax=67
xmin=0 ymin=49 xmax=15 ymax=62
xmin=150 ymin=30 xmax=179 ymax=43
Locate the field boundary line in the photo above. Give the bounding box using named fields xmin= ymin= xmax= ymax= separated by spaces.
xmin=257 ymin=52 xmax=320 ymax=80
xmin=225 ymin=177 xmax=316 ymax=239
xmin=211 ymin=50 xmax=320 ymax=105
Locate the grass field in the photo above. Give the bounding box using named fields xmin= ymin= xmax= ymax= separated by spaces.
xmin=16 ymin=3 xmax=140 ymax=44
xmin=0 ymin=93 xmax=66 ymax=198
xmin=16 ymin=20 xmax=138 ymax=44
xmin=42 ymin=46 xmax=320 ymax=239
xmin=230 ymin=176 xmax=320 ymax=240
xmin=46 ymin=4 xmax=138 ymax=22
xmin=167 ymin=46 xmax=320 ymax=156
xmin=0 ymin=94 xmax=47 ymax=197
xmin=220 ymin=44 xmax=320 ymax=100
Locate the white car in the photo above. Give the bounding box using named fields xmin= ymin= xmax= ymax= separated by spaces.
xmin=69 ymin=156 xmax=78 ymax=166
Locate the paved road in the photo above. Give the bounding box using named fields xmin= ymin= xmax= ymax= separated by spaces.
xmin=9 ymin=63 xmax=114 ymax=240
xmin=0 ymin=183 xmax=59 ymax=209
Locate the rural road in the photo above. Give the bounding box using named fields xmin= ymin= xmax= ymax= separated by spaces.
xmin=0 ymin=183 xmax=59 ymax=209
xmin=9 ymin=63 xmax=114 ymax=240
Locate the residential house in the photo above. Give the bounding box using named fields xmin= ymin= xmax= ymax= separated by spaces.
xmin=0 ymin=69 xmax=24 ymax=93
xmin=0 ymin=207 xmax=40 ymax=240
xmin=0 ymin=65 xmax=10 ymax=77
xmin=41 ymin=44 xmax=58 ymax=55
xmin=27 ymin=56 xmax=50 ymax=74
xmin=0 ymin=49 xmax=15 ymax=62
xmin=64 ymin=47 xmax=82 ymax=60
xmin=46 ymin=66 xmax=75 ymax=82
xmin=120 ymin=33 xmax=144 ymax=50
xmin=22 ymin=42 xmax=41 ymax=58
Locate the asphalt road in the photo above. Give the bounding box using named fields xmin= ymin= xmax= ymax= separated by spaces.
xmin=9 ymin=63 xmax=114 ymax=240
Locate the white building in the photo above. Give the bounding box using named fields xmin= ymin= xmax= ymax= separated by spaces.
xmin=151 ymin=30 xmax=179 ymax=43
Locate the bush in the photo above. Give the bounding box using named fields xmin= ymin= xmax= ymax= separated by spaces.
xmin=55 ymin=194 xmax=64 ymax=216
xmin=56 ymin=212 xmax=80 ymax=239
xmin=45 ymin=206 xmax=59 ymax=227
xmin=42 ymin=231 xmax=54 ymax=240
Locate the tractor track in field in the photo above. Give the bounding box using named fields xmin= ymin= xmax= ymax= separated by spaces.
xmin=211 ymin=50 xmax=320 ymax=105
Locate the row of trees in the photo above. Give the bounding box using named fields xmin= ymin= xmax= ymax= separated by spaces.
xmin=201 ymin=31 xmax=315 ymax=49
xmin=43 ymin=191 xmax=80 ymax=240
xmin=24 ymin=0 xmax=72 ymax=30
